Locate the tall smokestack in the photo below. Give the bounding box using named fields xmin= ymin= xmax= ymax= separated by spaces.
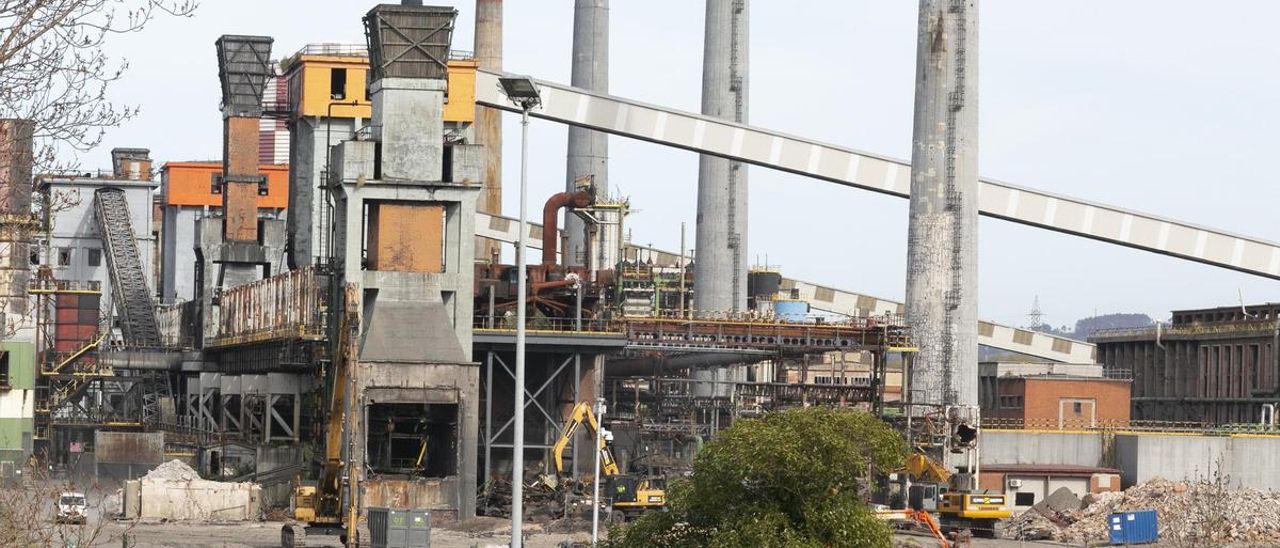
xmin=905 ymin=0 xmax=980 ymax=409
xmin=564 ymin=0 xmax=609 ymax=267
xmin=474 ymin=0 xmax=503 ymax=261
xmin=693 ymin=0 xmax=748 ymax=313
xmin=0 ymin=119 xmax=34 ymax=332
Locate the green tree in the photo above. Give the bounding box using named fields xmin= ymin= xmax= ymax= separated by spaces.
xmin=608 ymin=407 xmax=907 ymax=548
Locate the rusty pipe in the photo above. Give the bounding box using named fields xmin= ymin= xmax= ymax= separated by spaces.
xmin=542 ymin=191 xmax=591 ymax=265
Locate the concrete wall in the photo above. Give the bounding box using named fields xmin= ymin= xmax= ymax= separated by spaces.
xmin=987 ymin=430 xmax=1280 ymax=490
xmin=1114 ymin=434 xmax=1280 ymax=489
xmin=130 ymin=479 xmax=261 ymax=521
xmin=983 ymin=431 xmax=1106 ymax=467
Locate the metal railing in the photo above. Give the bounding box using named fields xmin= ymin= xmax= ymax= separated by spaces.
xmin=982 ymin=417 xmax=1280 ymax=435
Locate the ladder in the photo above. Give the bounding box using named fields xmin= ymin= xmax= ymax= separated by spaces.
xmin=93 ymin=188 xmax=161 ymax=347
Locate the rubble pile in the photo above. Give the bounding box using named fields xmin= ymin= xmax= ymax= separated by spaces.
xmin=1009 ymin=478 xmax=1280 ymax=545
xmin=142 ymin=459 xmax=200 ymax=482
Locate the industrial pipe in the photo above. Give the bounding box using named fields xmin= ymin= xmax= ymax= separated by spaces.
xmin=542 ymin=191 xmax=591 ymax=265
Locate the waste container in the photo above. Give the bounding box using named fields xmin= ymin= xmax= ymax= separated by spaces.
xmin=1108 ymin=510 xmax=1158 ymax=545
xmin=368 ymin=507 xmax=431 ymax=548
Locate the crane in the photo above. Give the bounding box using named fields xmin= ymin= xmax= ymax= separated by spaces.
xmin=283 ymin=284 xmax=360 ymax=548
xmin=551 ymin=401 xmax=665 ymax=521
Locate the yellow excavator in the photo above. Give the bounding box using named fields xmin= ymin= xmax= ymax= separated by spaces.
xmin=283 ymin=285 xmax=360 ymax=548
xmin=903 ymin=451 xmax=1010 ymax=538
xmin=552 ymin=401 xmax=666 ymax=521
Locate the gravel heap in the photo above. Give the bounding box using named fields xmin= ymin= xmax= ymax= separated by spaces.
xmin=1052 ymin=478 xmax=1280 ymax=545
xmin=141 ymin=459 xmax=200 ymax=482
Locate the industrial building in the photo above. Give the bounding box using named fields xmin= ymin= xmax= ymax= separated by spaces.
xmin=0 ymin=3 xmax=1279 ymax=544
xmin=1092 ymin=303 xmax=1280 ymax=425
xmin=979 ymin=362 xmax=1132 ymax=429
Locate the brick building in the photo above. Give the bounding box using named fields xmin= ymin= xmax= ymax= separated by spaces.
xmin=1091 ymin=304 xmax=1280 ymax=425
xmin=979 ymin=362 xmax=1131 ymax=428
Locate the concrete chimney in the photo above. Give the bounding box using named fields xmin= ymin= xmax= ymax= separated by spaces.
xmin=905 ymin=0 xmax=980 ymax=409
xmin=564 ymin=0 xmax=609 ymax=267
xmin=694 ymin=0 xmax=749 ymax=313
xmin=364 ymin=4 xmax=457 ymax=182
xmin=474 ymin=0 xmax=503 ymax=261
xmin=110 ymin=148 xmax=152 ymax=181
xmin=0 ymin=119 xmax=34 ymax=328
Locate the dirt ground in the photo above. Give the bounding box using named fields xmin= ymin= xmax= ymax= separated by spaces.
xmin=79 ymin=519 xmax=1074 ymax=548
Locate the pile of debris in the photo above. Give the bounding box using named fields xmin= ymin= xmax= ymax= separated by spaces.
xmin=478 ymin=478 xmax=565 ymax=521
xmin=123 ymin=459 xmax=262 ymax=522
xmin=1007 ymin=478 xmax=1280 ymax=545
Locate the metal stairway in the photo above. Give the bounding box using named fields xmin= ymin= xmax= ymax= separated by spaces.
xmin=93 ymin=188 xmax=161 ymax=347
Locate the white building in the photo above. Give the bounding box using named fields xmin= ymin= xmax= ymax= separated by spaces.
xmin=36 ymin=149 xmax=158 ymax=324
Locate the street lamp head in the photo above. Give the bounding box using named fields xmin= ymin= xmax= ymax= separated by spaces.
xmin=498 ymin=75 xmax=542 ymax=111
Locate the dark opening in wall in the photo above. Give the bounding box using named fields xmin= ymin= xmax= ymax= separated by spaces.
xmin=366 ymin=402 xmax=458 ymax=478
xmin=330 ymin=68 xmax=348 ymax=100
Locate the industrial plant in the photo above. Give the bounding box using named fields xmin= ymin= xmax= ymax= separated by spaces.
xmin=2 ymin=1 xmax=1280 ymax=547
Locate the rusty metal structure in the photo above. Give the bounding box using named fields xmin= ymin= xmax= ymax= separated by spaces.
xmin=1092 ymin=304 xmax=1280 ymax=424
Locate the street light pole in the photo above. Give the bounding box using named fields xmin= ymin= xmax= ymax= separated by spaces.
xmin=511 ymin=105 xmax=530 ymax=548
xmin=497 ymin=75 xmax=542 ymax=548
xmin=591 ymin=398 xmax=605 ymax=546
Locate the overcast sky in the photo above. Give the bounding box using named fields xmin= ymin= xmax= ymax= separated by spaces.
xmin=84 ymin=1 xmax=1280 ymax=330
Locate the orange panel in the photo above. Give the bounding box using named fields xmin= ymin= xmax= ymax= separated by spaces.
xmin=163 ymin=162 xmax=288 ymax=209
xmin=367 ymin=202 xmax=444 ymax=273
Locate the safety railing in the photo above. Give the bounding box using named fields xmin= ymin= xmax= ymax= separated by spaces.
xmin=983 ymin=417 xmax=1280 ymax=435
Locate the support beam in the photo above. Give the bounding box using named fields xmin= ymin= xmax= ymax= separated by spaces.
xmin=473 ymin=70 xmax=1280 ymax=281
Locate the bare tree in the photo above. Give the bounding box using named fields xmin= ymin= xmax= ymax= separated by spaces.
xmin=0 ymin=0 xmax=198 ymax=172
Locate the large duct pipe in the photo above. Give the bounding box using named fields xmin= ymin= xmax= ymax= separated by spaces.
xmin=905 ymin=0 xmax=980 ymax=409
xmin=474 ymin=0 xmax=503 ymax=261
xmin=542 ymin=191 xmax=591 ymax=265
xmin=564 ymin=0 xmax=609 ymax=266
xmin=694 ymin=0 xmax=749 ymax=314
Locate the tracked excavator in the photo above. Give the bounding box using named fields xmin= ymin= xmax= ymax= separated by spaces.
xmin=552 ymin=401 xmax=666 ymax=521
xmin=282 ymin=285 xmax=360 ymax=548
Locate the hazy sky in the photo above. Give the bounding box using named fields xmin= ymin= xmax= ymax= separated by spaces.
xmin=83 ymin=1 xmax=1280 ymax=330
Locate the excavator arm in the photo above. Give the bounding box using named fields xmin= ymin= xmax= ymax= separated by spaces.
xmin=552 ymin=401 xmax=621 ymax=477
xmin=905 ymin=451 xmax=953 ymax=484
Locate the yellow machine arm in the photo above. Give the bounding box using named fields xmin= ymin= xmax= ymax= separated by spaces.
xmin=552 ymin=401 xmax=621 ymax=477
xmin=317 ymin=284 xmax=360 ymax=524
xmin=905 ymin=451 xmax=953 ymax=484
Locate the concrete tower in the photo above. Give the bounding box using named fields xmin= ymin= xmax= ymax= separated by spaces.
xmin=905 ymin=0 xmax=980 ymax=408
xmin=694 ymin=0 xmax=749 ymax=313
xmin=474 ymin=0 xmax=503 ymax=262
xmin=564 ymin=0 xmax=609 ymax=267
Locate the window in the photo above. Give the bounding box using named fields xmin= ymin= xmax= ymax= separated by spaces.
xmin=0 ymin=351 xmax=9 ymax=388
xmin=999 ymin=395 xmax=1023 ymax=409
xmin=330 ymin=68 xmax=347 ymax=100
xmin=57 ymin=247 xmax=72 ymax=267
xmin=29 ymin=250 xmax=39 ymax=265
xmin=87 ymin=248 xmax=102 ymax=267
xmin=1073 ymin=402 xmax=1083 ymax=414
xmin=1015 ymin=492 xmax=1035 ymax=506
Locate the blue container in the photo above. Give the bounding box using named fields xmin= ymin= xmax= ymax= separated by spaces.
xmin=774 ymin=299 xmax=809 ymax=322
xmin=1108 ymin=510 xmax=1158 ymax=545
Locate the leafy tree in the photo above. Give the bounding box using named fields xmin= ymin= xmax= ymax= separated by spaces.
xmin=0 ymin=0 xmax=198 ymax=171
xmin=608 ymin=407 xmax=906 ymax=548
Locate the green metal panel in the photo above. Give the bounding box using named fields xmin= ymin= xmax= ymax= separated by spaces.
xmin=1 ymin=342 xmax=35 ymax=389
xmin=0 ymin=417 xmax=33 ymax=451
